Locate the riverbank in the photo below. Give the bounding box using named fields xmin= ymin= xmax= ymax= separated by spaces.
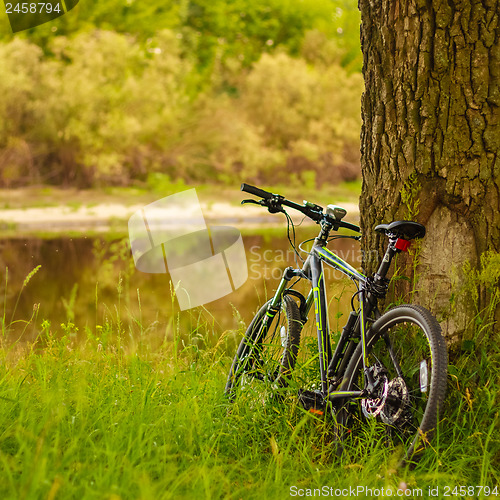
xmin=0 ymin=184 xmax=361 ymax=235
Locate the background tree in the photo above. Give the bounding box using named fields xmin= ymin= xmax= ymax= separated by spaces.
xmin=358 ymin=0 xmax=500 ymax=344
xmin=0 ymin=0 xmax=364 ymax=188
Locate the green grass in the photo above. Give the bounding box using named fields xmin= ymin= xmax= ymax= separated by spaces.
xmin=0 ymin=319 xmax=498 ymax=500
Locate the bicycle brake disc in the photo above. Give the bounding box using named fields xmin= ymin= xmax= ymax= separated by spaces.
xmin=380 ymin=377 xmax=410 ymax=425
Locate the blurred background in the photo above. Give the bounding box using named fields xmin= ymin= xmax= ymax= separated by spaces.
xmin=0 ymin=0 xmax=364 ymax=343
xmin=0 ymin=0 xmax=363 ymax=189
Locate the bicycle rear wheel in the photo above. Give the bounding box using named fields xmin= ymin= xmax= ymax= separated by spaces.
xmin=225 ymin=295 xmax=302 ymax=402
xmin=339 ymin=304 xmax=448 ymax=463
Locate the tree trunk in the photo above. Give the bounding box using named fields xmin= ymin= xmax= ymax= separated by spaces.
xmin=358 ymin=0 xmax=500 ymax=344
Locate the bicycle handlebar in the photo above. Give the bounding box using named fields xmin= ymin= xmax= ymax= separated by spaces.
xmin=240 ymin=183 xmax=360 ymax=233
xmin=332 ymin=219 xmax=361 ymax=233
xmin=241 ymin=183 xmax=273 ymax=200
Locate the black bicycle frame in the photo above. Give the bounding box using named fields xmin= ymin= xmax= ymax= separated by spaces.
xmin=260 ymin=236 xmax=373 ymax=402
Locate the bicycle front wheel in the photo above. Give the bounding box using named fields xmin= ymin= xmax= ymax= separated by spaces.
xmin=339 ymin=304 xmax=448 ymax=463
xmin=225 ymin=295 xmax=302 ymax=402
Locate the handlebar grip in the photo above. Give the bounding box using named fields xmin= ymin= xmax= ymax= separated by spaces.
xmin=341 ymin=221 xmax=361 ymax=233
xmin=241 ymin=183 xmax=273 ymax=200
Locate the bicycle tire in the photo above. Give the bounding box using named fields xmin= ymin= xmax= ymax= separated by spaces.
xmin=225 ymin=295 xmax=302 ymax=401
xmin=337 ymin=304 xmax=448 ymax=463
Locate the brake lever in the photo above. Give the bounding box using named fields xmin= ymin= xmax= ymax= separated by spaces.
xmin=267 ymin=204 xmax=284 ymax=214
xmin=241 ymin=199 xmax=263 ymax=206
xmin=241 ymin=197 xmax=284 ymax=214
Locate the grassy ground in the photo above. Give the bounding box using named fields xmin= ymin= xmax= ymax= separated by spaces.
xmin=0 ymin=315 xmax=498 ymax=500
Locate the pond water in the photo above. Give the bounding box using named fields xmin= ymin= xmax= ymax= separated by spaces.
xmin=0 ymin=227 xmax=362 ymax=348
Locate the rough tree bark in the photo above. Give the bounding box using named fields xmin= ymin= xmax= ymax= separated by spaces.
xmin=358 ymin=0 xmax=500 ymax=343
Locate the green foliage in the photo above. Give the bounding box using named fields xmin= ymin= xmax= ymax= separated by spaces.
xmin=0 ymin=0 xmax=363 ymax=188
xmin=400 ymin=172 xmax=421 ymax=220
xmin=0 ymin=39 xmax=44 ymax=186
xmin=0 ymin=0 xmax=181 ymax=45
xmin=466 ymin=251 xmax=500 ymax=301
xmin=301 ymin=1 xmax=362 ymax=72
xmin=0 ymin=32 xmax=363 ymax=188
xmin=461 ymin=250 xmax=500 ymax=343
xmin=0 ymin=234 xmax=497 ymax=497
xmin=181 ymin=0 xmax=350 ymax=71
xmin=242 ymin=52 xmax=361 ymax=151
xmin=145 ymin=173 xmax=188 ymax=195
xmin=0 ymin=31 xmax=192 ymax=186
xmin=2 ymin=0 xmax=361 ymax=73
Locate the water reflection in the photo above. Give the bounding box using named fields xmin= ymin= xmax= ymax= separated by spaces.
xmin=0 ymin=229 xmax=361 ymax=346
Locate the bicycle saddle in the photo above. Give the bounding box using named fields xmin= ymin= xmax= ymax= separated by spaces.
xmin=374 ymin=220 xmax=426 ymax=240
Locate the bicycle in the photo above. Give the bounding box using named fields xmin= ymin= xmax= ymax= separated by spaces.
xmin=225 ymin=183 xmax=448 ymax=464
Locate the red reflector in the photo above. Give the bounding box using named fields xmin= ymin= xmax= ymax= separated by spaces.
xmin=395 ymin=238 xmax=411 ymax=251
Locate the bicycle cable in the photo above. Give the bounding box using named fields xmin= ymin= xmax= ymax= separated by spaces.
xmin=297 ymin=237 xmax=316 ymax=255
xmin=284 ymin=209 xmax=304 ymax=265
xmin=294 ymin=214 xmax=308 ymax=228
xmin=297 ymin=234 xmax=360 ymax=256
xmin=351 ymin=288 xmax=361 ymax=311
xmin=328 ymin=234 xmax=362 ymax=242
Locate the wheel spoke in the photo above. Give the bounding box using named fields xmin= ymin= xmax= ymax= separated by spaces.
xmin=340 ymin=305 xmax=448 ymax=462
xmin=225 ymin=296 xmax=302 ymax=402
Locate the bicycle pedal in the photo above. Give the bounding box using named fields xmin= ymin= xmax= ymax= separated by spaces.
xmin=298 ymin=389 xmax=326 ymax=414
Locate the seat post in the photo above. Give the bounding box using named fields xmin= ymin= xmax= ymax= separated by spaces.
xmin=375 ymin=238 xmax=398 ymax=280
